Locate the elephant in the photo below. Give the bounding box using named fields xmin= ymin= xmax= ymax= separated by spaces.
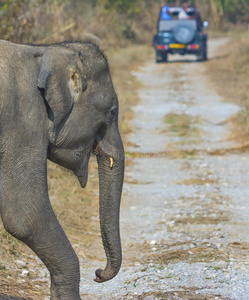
xmin=0 ymin=39 xmax=124 ymax=299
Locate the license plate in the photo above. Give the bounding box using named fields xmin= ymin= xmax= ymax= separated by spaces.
xmin=169 ymin=44 xmax=186 ymax=49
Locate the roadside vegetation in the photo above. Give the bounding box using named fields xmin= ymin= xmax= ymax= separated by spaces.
xmin=207 ymin=37 xmax=249 ymax=141
xmin=0 ymin=0 xmax=248 ymax=44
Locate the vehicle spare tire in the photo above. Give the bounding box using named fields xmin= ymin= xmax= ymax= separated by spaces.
xmin=173 ymin=22 xmax=195 ymax=44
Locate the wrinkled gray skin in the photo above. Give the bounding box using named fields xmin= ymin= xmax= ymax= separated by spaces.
xmin=0 ymin=40 xmax=124 ymax=299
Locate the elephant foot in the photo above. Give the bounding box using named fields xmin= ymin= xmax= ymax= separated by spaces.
xmin=50 ymin=271 xmax=81 ymax=300
xmin=51 ymin=289 xmax=81 ymax=300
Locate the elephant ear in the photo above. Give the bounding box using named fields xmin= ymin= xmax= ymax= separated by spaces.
xmin=37 ymin=47 xmax=84 ymax=141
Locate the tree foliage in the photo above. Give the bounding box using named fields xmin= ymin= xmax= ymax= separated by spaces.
xmin=98 ymin=0 xmax=142 ymax=15
xmin=191 ymin=0 xmax=249 ymax=28
xmin=0 ymin=0 xmax=248 ymax=45
xmin=221 ymin=0 xmax=249 ymax=23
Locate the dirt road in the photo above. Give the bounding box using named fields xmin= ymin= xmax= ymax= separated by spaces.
xmin=81 ymin=39 xmax=249 ymax=300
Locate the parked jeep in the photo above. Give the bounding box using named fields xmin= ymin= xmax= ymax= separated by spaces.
xmin=153 ymin=6 xmax=208 ymax=63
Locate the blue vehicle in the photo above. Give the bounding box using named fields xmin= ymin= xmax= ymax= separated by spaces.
xmin=153 ymin=6 xmax=208 ymax=62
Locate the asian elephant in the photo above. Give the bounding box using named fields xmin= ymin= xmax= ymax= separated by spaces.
xmin=0 ymin=39 xmax=124 ymax=299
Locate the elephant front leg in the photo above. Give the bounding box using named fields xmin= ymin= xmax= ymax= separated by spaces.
xmin=0 ymin=159 xmax=81 ymax=300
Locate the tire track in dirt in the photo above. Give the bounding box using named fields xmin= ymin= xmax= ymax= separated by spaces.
xmin=81 ymin=39 xmax=249 ymax=299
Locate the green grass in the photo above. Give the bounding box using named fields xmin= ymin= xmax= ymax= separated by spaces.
xmin=0 ymin=264 xmax=6 ymax=271
xmin=164 ymin=113 xmax=200 ymax=137
xmin=164 ymin=113 xmax=202 ymax=146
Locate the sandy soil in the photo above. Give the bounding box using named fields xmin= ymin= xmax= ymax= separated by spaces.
xmin=81 ymin=39 xmax=249 ymax=299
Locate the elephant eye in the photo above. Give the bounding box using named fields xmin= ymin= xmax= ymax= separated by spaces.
xmin=111 ymin=108 xmax=118 ymax=115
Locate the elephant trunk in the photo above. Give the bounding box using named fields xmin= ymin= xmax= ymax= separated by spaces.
xmin=94 ymin=150 xmax=124 ymax=283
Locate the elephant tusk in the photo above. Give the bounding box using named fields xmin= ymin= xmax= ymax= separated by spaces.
xmin=110 ymin=157 xmax=114 ymax=168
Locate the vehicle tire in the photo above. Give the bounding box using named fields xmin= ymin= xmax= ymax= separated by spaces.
xmin=197 ymin=46 xmax=207 ymax=62
xmin=162 ymin=52 xmax=168 ymax=62
xmin=173 ymin=22 xmax=195 ymax=44
xmin=156 ymin=50 xmax=165 ymax=63
xmin=156 ymin=51 xmax=161 ymax=63
xmin=203 ymin=46 xmax=207 ymax=61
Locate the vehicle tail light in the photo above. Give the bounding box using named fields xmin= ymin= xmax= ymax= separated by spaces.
xmin=157 ymin=45 xmax=167 ymax=50
xmin=187 ymin=44 xmax=199 ymax=49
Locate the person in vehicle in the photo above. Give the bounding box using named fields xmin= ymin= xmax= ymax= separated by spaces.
xmin=160 ymin=6 xmax=172 ymax=20
xmin=178 ymin=2 xmax=189 ymax=19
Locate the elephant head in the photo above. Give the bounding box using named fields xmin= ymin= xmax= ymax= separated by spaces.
xmin=37 ymin=42 xmax=124 ymax=282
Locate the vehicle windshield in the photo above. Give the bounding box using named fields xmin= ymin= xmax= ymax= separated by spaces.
xmin=167 ymin=6 xmax=196 ymax=18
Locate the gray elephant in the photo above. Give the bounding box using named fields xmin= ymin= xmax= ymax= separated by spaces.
xmin=0 ymin=39 xmax=124 ymax=299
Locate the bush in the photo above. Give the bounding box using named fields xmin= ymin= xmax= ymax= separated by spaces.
xmin=0 ymin=0 xmax=248 ymax=46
